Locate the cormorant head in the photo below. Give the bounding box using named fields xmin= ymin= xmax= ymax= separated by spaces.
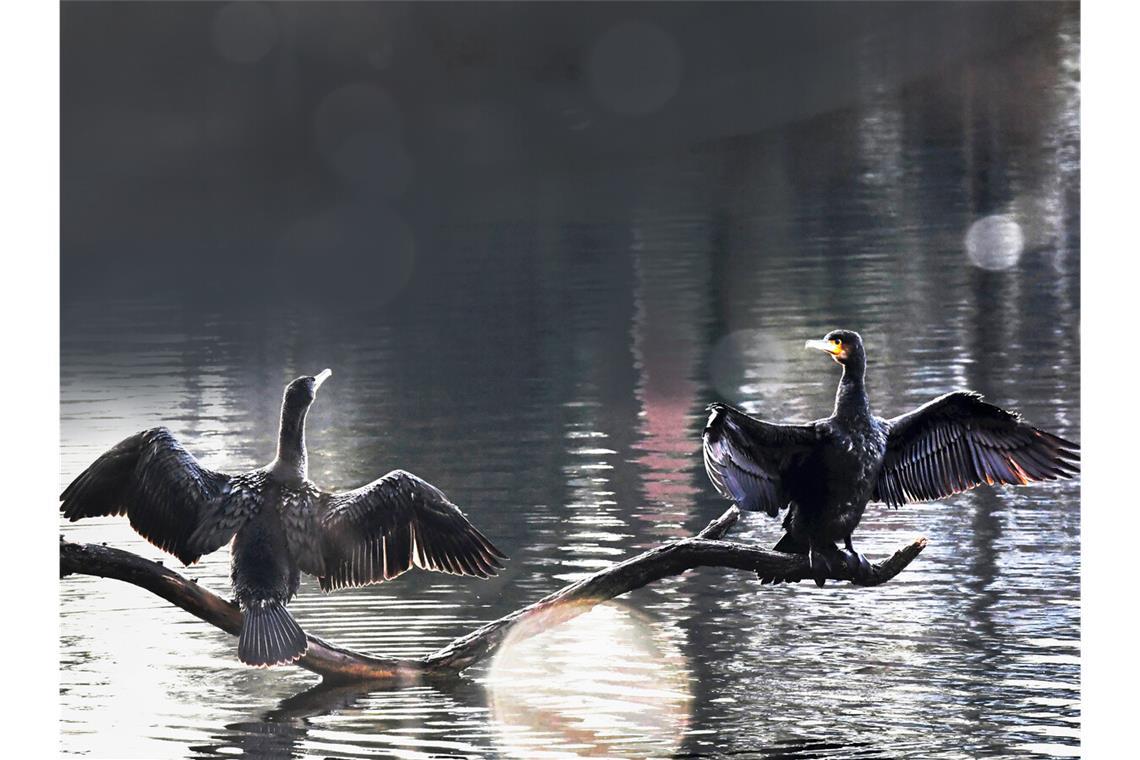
xmin=283 ymin=368 xmax=332 ymax=412
xmin=805 ymin=330 xmax=865 ymax=371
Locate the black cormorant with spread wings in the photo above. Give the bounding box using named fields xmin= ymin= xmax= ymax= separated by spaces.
xmin=60 ymin=369 xmax=507 ymax=666
xmin=702 ymin=330 xmax=1078 ymax=587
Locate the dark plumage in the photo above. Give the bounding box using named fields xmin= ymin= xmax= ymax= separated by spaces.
xmin=702 ymin=330 xmax=1079 ymax=586
xmin=60 ymin=369 xmax=507 ymax=666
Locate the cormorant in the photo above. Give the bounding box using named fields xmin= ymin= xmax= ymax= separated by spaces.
xmin=702 ymin=330 xmax=1079 ymax=586
xmin=60 ymin=369 xmax=507 ymax=666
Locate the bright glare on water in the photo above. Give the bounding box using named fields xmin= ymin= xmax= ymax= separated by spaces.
xmin=60 ymin=10 xmax=1079 ymax=759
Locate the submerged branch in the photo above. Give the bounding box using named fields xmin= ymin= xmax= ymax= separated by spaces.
xmin=59 ymin=507 xmax=926 ymax=684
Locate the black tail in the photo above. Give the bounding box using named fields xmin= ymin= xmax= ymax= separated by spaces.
xmin=772 ymin=532 xmax=807 ymax=555
xmin=238 ymin=600 xmax=307 ymax=667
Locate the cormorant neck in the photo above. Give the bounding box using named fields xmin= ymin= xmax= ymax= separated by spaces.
xmin=834 ymin=363 xmax=870 ymax=420
xmin=274 ymin=404 xmax=310 ymax=480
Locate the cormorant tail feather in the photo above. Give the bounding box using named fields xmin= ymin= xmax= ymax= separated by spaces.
xmin=238 ymin=600 xmax=307 ymax=667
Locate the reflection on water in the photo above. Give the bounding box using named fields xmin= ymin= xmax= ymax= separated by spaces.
xmin=61 ymin=13 xmax=1079 ymax=760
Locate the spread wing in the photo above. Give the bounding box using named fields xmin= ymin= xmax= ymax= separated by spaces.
xmin=873 ymin=391 xmax=1080 ymax=507
xmin=313 ymin=470 xmax=507 ymax=592
xmin=702 ymin=402 xmax=819 ymax=517
xmin=59 ymin=428 xmax=249 ymax=564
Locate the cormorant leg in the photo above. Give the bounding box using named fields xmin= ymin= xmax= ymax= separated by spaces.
xmin=807 ymin=540 xmax=832 ymax=588
xmin=842 ymin=535 xmax=873 ymax=583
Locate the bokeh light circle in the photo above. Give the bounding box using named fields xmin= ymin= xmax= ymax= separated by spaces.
xmin=314 ymin=83 xmax=411 ymax=194
xmin=487 ymin=601 xmax=692 ymax=758
xmin=588 ymin=22 xmax=683 ymax=116
xmin=965 ymin=214 xmax=1024 ymax=271
xmin=708 ymin=329 xmax=792 ymax=405
xmin=212 ymin=3 xmax=278 ymax=64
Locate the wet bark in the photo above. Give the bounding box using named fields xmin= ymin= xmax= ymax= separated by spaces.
xmin=59 ymin=506 xmax=926 ymax=684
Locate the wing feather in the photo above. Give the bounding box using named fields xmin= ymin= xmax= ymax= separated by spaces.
xmin=313 ymin=470 xmax=507 ymax=592
xmin=702 ymin=402 xmax=818 ymax=516
xmin=60 ymin=428 xmax=245 ymax=564
xmin=873 ymin=392 xmax=1079 ymax=507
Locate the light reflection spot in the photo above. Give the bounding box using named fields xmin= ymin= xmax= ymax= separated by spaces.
xmin=212 ymin=3 xmax=278 ymax=64
xmin=314 ymin=83 xmax=411 ymax=193
xmin=708 ymin=329 xmax=790 ymax=404
xmin=965 ymin=214 xmax=1024 ymax=271
xmin=487 ymin=601 xmax=691 ymax=758
xmin=588 ymin=22 xmax=682 ymax=117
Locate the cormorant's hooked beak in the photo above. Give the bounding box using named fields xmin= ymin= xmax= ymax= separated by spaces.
xmin=313 ymin=368 xmax=332 ymax=390
xmin=805 ymin=339 xmax=842 ymax=356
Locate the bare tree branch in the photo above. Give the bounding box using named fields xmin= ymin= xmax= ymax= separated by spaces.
xmin=60 ymin=506 xmax=927 ymax=684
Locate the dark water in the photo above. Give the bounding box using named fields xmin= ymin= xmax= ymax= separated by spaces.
xmin=60 ymin=15 xmax=1079 ymax=760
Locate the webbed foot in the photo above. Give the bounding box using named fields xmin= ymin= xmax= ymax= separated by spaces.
xmin=808 ymin=545 xmax=833 ymax=588
xmin=842 ymin=548 xmax=874 ymax=583
xmin=843 ymin=536 xmax=874 ymax=584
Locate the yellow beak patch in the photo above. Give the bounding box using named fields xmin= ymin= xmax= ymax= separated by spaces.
xmin=804 ymin=339 xmax=843 ymax=356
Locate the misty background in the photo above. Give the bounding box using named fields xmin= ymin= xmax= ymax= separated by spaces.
xmin=62 ymin=2 xmax=1073 ymax=310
